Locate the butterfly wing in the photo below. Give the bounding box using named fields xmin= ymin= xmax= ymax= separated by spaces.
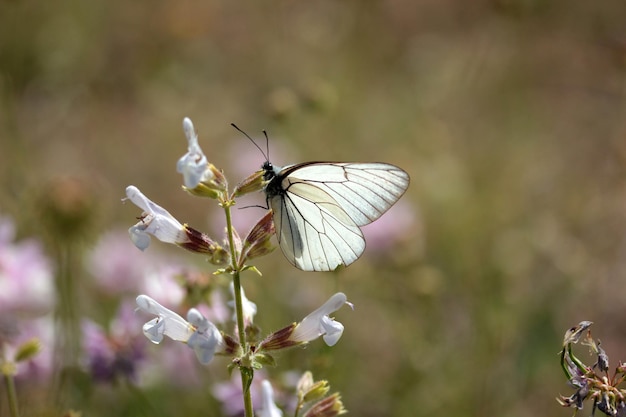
xmin=281 ymin=163 xmax=410 ymax=226
xmin=269 ymin=162 xmax=410 ymax=271
xmin=269 ymin=182 xmax=364 ymax=271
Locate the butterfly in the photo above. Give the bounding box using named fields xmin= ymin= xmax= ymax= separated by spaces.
xmin=233 ymin=125 xmax=410 ymax=271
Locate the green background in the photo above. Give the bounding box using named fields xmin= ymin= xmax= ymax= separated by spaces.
xmin=2 ymin=0 xmax=626 ymax=416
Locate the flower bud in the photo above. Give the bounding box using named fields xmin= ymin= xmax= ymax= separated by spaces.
xmin=239 ymin=211 xmax=275 ymax=264
xmin=303 ymin=393 xmax=346 ymax=417
xmin=14 ymin=338 xmax=41 ymax=362
xmin=233 ymin=169 xmax=266 ymax=198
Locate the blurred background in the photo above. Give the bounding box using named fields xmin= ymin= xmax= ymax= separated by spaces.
xmin=1 ymin=0 xmax=626 ymax=416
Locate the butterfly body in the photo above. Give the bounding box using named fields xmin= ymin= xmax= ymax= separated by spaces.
xmin=262 ymin=161 xmax=410 ymax=271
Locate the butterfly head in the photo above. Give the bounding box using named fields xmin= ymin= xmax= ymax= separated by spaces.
xmin=261 ymin=161 xmax=273 ymax=180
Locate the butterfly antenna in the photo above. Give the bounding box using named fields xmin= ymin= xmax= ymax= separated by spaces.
xmin=231 ymin=123 xmax=268 ymax=161
xmin=262 ymin=130 xmax=270 ymax=162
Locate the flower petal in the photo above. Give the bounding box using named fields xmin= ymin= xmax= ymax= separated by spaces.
xmin=291 ymin=293 xmax=350 ymax=346
xmin=176 ymin=118 xmax=211 ymax=189
xmin=125 ymin=186 xmax=188 ymax=249
xmin=136 ymin=295 xmax=193 ymax=342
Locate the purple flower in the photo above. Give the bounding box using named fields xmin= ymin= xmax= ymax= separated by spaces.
xmin=82 ymin=301 xmax=147 ymax=383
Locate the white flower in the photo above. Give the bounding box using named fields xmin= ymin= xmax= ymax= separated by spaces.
xmin=125 ymin=186 xmax=188 ymax=251
xmin=176 ymin=117 xmax=213 ymax=189
xmin=186 ymin=308 xmax=225 ymax=364
xmin=291 ymin=293 xmax=352 ymax=347
xmin=136 ymin=295 xmax=192 ymax=343
xmin=257 ymin=380 xmax=283 ymax=417
xmin=135 ymin=295 xmax=225 ymax=364
xmin=229 ymin=282 xmax=257 ymax=326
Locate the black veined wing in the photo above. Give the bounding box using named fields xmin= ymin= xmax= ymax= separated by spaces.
xmin=263 ymin=161 xmax=410 ymax=271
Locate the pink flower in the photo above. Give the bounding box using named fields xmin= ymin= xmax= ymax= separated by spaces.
xmin=87 ymin=230 xmax=186 ymax=304
xmin=5 ymin=315 xmax=55 ymax=382
xmin=0 ymin=216 xmax=54 ymax=314
xmin=86 ymin=230 xmax=153 ymax=294
xmin=212 ymin=371 xmax=268 ymax=416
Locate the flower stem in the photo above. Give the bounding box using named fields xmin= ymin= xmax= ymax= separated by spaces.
xmin=52 ymin=243 xmax=81 ymax=409
xmin=223 ymin=200 xmax=254 ymax=417
xmin=4 ymin=372 xmax=19 ymax=417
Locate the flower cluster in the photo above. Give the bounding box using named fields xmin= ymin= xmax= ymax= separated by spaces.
xmin=123 ymin=117 xmax=352 ymax=417
xmin=0 ymin=216 xmax=55 ymax=383
xmin=134 ymin=292 xmax=351 ymax=367
xmin=558 ymin=321 xmax=626 ymax=416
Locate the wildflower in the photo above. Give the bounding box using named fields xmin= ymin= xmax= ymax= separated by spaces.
xmin=212 ymin=371 xmax=267 ymax=417
xmin=125 ymin=186 xmax=228 ymax=263
xmin=229 ymin=282 xmax=257 ymax=328
xmin=177 ymin=117 xmax=210 ymax=189
xmin=557 ymin=321 xmax=626 ymax=416
xmin=291 ymin=292 xmax=352 ymax=346
xmin=135 ymin=295 xmax=230 ymax=364
xmin=0 ymin=216 xmax=55 ymax=314
xmin=0 ymin=315 xmax=54 ymax=381
xmin=176 ymin=117 xmax=226 ymax=197
xmin=257 ymin=380 xmax=283 ymax=417
xmin=82 ymin=302 xmax=146 ymax=383
xmin=125 ymin=186 xmax=188 ymax=250
xmin=258 ymin=293 xmax=352 ymax=351
xmin=86 ymin=230 xmax=154 ymax=294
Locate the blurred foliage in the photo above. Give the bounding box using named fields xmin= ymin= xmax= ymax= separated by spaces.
xmin=1 ymin=0 xmax=626 ymax=416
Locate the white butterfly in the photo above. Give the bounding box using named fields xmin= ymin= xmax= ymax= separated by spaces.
xmin=262 ymin=160 xmax=410 ymax=271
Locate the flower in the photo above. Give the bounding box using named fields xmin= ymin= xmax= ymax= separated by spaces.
xmin=257 ymin=380 xmax=283 ymax=417
xmin=258 ymin=293 xmax=352 ymax=351
xmin=125 ymin=186 xmax=188 ymax=251
xmin=86 ymin=230 xmax=153 ymax=294
xmin=212 ymin=371 xmax=268 ymax=417
xmin=135 ymin=295 xmax=227 ymax=364
xmin=176 ymin=117 xmax=226 ymax=198
xmin=186 ymin=308 xmax=226 ymax=365
xmin=125 ymin=186 xmax=228 ymax=263
xmin=0 ymin=216 xmax=54 ymax=314
xmin=229 ymin=282 xmax=257 ymax=328
xmin=1 ymin=315 xmax=54 ymax=382
xmin=177 ymin=117 xmax=211 ymax=189
xmin=291 ymin=293 xmax=352 ymax=347
xmin=82 ymin=301 xmax=146 ymax=383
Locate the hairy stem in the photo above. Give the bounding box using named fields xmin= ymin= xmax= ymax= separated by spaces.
xmin=223 ymin=201 xmax=254 ymax=417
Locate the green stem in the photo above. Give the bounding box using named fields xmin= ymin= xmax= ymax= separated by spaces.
xmin=223 ymin=202 xmax=254 ymax=417
xmin=52 ymin=243 xmax=81 ymax=409
xmin=4 ymin=372 xmax=19 ymax=417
